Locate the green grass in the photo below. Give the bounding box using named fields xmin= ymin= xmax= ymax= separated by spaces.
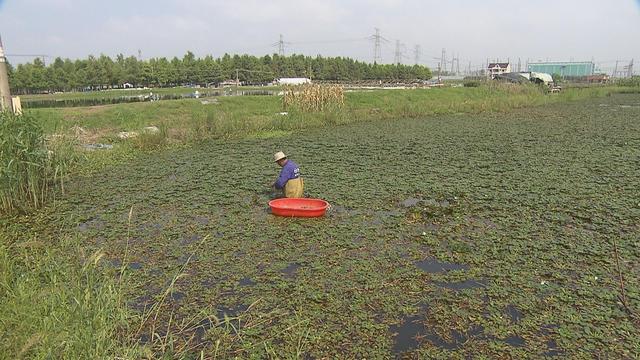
xmin=3 ymin=93 xmax=639 ymax=358
xmin=0 ymin=235 xmax=140 ymax=359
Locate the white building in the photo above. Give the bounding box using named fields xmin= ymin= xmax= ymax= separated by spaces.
xmin=487 ymin=63 xmax=511 ymax=78
xmin=277 ymin=78 xmax=311 ymax=86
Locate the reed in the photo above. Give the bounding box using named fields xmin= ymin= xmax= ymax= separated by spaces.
xmin=0 ymin=111 xmax=74 ymax=213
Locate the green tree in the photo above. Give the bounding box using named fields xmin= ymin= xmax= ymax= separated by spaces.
xmin=9 ymin=52 xmax=432 ymax=91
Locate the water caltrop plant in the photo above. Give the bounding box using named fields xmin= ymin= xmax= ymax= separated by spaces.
xmin=0 ymin=111 xmax=67 ymax=213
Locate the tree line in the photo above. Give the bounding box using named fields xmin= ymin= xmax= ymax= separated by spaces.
xmin=7 ymin=52 xmax=432 ymax=94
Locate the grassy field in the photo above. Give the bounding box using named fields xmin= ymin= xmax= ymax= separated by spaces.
xmin=29 ymin=84 xmax=622 ymax=143
xmin=2 ymin=92 xmax=639 ymax=358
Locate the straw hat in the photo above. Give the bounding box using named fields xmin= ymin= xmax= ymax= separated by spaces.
xmin=273 ymin=151 xmax=287 ymax=162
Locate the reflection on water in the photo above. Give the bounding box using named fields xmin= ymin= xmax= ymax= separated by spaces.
xmin=23 ymin=89 xmax=279 ymax=109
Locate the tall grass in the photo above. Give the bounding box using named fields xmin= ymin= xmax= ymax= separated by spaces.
xmin=0 ymin=111 xmax=74 ymax=214
xmin=131 ymin=126 xmax=169 ymax=151
xmin=0 ymin=236 xmax=140 ymax=358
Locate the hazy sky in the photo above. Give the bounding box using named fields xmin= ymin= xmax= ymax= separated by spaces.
xmin=0 ymin=0 xmax=638 ymax=73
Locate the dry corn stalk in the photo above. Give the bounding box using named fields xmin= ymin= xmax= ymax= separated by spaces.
xmin=283 ymin=84 xmax=344 ymax=112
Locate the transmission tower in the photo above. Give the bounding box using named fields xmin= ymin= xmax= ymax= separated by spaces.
xmin=449 ymin=53 xmax=460 ymax=75
xmin=413 ymin=45 xmax=421 ymax=65
xmin=368 ymin=28 xmax=387 ymax=64
xmin=394 ymin=40 xmax=405 ymax=65
xmin=441 ymin=48 xmax=447 ymax=73
xmin=278 ymin=34 xmax=285 ymax=56
xmin=627 ymin=59 xmax=634 ymax=78
xmin=517 ymin=58 xmax=522 ymax=72
xmin=272 ymin=34 xmax=290 ymax=56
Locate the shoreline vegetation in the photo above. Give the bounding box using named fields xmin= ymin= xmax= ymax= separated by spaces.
xmin=32 ymin=84 xmax=628 ymax=143
xmin=1 ymin=83 xmax=639 ymax=358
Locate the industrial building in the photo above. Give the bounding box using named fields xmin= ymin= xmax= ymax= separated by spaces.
xmin=527 ymin=62 xmax=595 ymax=77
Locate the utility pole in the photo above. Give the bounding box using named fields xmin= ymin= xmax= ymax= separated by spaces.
xmin=0 ymin=35 xmax=13 ymax=112
xmin=613 ymin=60 xmax=619 ymax=78
xmin=456 ymin=54 xmax=460 ymax=75
xmin=413 ymin=45 xmax=421 ymax=65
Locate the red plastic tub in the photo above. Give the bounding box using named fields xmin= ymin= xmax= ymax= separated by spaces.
xmin=268 ymin=198 xmax=330 ymax=217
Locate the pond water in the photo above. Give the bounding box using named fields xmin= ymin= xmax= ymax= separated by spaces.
xmin=22 ymin=89 xmax=279 ymax=109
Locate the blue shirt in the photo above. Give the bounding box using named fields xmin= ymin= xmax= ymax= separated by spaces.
xmin=274 ymin=160 xmax=300 ymax=189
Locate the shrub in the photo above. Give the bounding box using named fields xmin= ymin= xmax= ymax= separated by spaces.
xmin=616 ymin=76 xmax=640 ymax=87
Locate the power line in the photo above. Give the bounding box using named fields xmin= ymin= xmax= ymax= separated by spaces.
xmin=5 ymin=53 xmax=50 ymax=65
xmin=5 ymin=54 xmax=50 ymax=57
xmin=289 ymin=38 xmax=367 ymax=45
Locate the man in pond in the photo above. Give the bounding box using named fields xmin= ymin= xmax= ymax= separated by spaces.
xmin=273 ymin=151 xmax=304 ymax=198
